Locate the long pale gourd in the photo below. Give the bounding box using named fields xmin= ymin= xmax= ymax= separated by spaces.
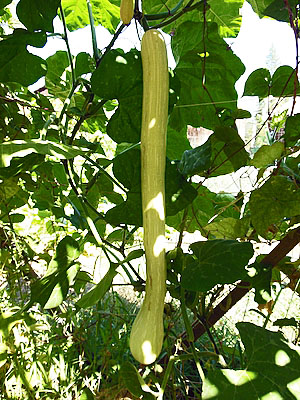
xmin=120 ymin=0 xmax=134 ymax=25
xmin=129 ymin=29 xmax=169 ymax=365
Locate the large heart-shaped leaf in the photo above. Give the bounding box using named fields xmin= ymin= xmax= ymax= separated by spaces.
xmin=181 ymin=239 xmax=253 ymax=292
xmin=0 ymin=29 xmax=47 ymax=85
xmin=16 ymin=0 xmax=60 ymax=32
xmin=249 ymin=175 xmax=300 ymax=237
xmin=202 ymin=323 xmax=300 ymax=399
xmin=170 ymin=21 xmax=244 ymax=131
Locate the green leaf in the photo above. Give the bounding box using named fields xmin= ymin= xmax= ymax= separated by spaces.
xmin=178 ymin=139 xmax=212 ymax=176
xmin=160 ymin=0 xmax=243 ymax=38
xmin=123 ymin=249 xmax=144 ymax=263
xmin=273 ymin=318 xmax=298 ymax=328
xmin=204 ymin=217 xmax=250 ymax=239
xmin=243 ymin=66 xmax=299 ymax=98
xmin=166 ymin=160 xmax=198 ymax=217
xmin=0 ymin=311 xmax=23 ymax=339
xmin=247 ymin=0 xmax=274 ymax=18
xmin=75 ymin=52 xmax=94 ymax=79
xmin=170 ymin=21 xmax=244 ymax=131
xmin=16 ymin=0 xmax=60 ymax=32
xmin=91 ymin=49 xmax=143 ymax=143
xmin=238 ymin=323 xmax=300 ymax=397
xmin=0 ymin=177 xmax=29 ymax=214
xmin=45 ymin=264 xmax=80 ymax=309
xmin=0 ymin=29 xmax=47 ymax=85
xmin=231 ymin=109 xmax=252 ymax=119
xmin=105 ymin=192 xmax=141 ymax=226
xmin=248 ymin=261 xmax=273 ymax=304
xmin=112 ymin=147 xmax=140 ymax=191
xmin=205 ymin=0 xmax=244 ymax=38
xmin=202 ymin=322 xmax=300 ymax=399
xmin=264 ymin=0 xmax=299 ymax=22
xmin=45 ymin=51 xmax=72 ymax=101
xmin=0 ymin=177 xmax=19 ymax=200
xmin=282 ymin=154 xmax=300 ymax=181
xmin=105 ymin=228 xmax=125 ymax=243
xmin=181 ymin=239 xmax=253 ymax=292
xmin=0 ymin=139 xmax=86 ymax=168
xmin=243 ymin=68 xmax=271 ymax=97
xmin=46 ymin=236 xmax=81 ymax=275
xmin=61 ymin=0 xmax=120 ymax=33
xmin=143 ymin=0 xmax=181 ymax=17
xmin=249 ymin=176 xmax=300 ymax=237
xmin=0 ymin=0 xmax=12 ymax=7
xmin=178 ymin=127 xmax=249 ymax=178
xmin=61 ymin=0 xmax=89 ymax=31
xmin=119 ymin=361 xmax=144 ymax=397
xmin=213 ymin=126 xmax=249 ymax=171
xmin=271 ymin=65 xmax=299 ymax=97
xmin=1 ymin=29 xmax=47 ymax=47
xmin=167 ymin=187 xmax=241 ymax=234
xmin=120 ymin=361 xmax=156 ymax=398
xmin=167 ymin=185 xmax=216 ymax=233
xmin=10 ymin=213 xmax=25 ymax=223
xmin=250 ymin=142 xmax=284 ymax=168
xmin=166 ymin=126 xmax=191 ymax=161
xmin=76 ymin=264 xmax=117 ymax=308
xmin=0 ymin=153 xmax=45 ymax=178
xmin=285 ymin=113 xmax=300 ymax=146
xmin=80 ymin=388 xmax=95 ymax=400
xmin=31 ymin=236 xmax=81 ymax=308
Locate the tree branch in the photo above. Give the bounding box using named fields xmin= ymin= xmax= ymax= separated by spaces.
xmin=179 ymin=226 xmax=300 ymax=348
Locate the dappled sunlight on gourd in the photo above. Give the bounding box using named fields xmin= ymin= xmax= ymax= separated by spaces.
xmin=141 ymin=341 xmax=156 ymax=365
xmin=145 ymin=192 xmax=165 ymax=221
xmin=148 ymin=117 xmax=156 ymax=129
xmin=153 ymin=235 xmax=165 ymax=258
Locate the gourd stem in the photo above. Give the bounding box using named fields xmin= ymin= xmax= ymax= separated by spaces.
xmin=87 ymin=0 xmax=101 ymax=63
xmin=190 ymin=341 xmax=206 ymax=383
xmin=262 ymin=285 xmax=284 ymax=329
xmin=140 ymin=15 xmax=149 ymax=31
xmin=160 ymin=355 xmax=175 ymax=397
xmin=180 ymin=292 xmax=194 ymax=342
xmin=181 ymin=295 xmax=206 ymax=382
xmin=59 ymin=5 xmax=76 ymax=86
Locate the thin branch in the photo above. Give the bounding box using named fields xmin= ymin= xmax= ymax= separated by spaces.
xmin=96 ymin=24 xmax=125 ymax=68
xmin=151 ymin=0 xmax=203 ymax=29
xmin=283 ymin=0 xmax=299 ymax=115
xmin=59 ymin=5 xmax=76 ymax=86
xmin=87 ymin=0 xmax=101 ymax=63
xmin=144 ymin=0 xmax=184 ymax=21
